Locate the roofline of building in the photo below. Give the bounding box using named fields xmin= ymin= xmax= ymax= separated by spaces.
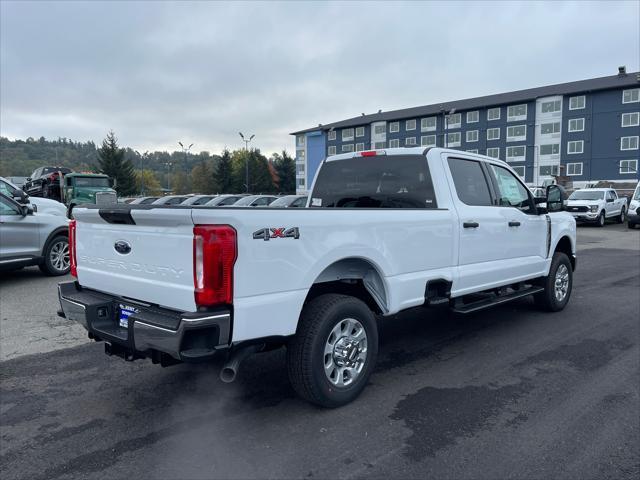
xmin=290 ymin=71 xmax=640 ymax=135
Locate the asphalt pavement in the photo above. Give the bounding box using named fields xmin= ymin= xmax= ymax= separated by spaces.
xmin=1 ymin=223 xmax=639 ymax=479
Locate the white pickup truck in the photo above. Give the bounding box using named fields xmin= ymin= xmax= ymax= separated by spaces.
xmin=58 ymin=147 xmax=577 ymax=407
xmin=565 ymin=188 xmax=627 ymax=227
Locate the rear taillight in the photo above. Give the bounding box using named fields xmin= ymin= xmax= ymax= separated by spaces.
xmin=193 ymin=225 xmax=237 ymax=307
xmin=69 ymin=219 xmax=77 ymax=277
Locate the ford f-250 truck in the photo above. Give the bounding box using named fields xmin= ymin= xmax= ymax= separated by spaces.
xmin=565 ymin=187 xmax=627 ymax=227
xmin=58 ymin=147 xmax=577 ymax=407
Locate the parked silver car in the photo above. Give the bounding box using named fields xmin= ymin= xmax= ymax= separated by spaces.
xmin=0 ymin=193 xmax=70 ymax=275
xmin=269 ymin=195 xmax=308 ymax=208
xmin=231 ymin=195 xmax=278 ymax=207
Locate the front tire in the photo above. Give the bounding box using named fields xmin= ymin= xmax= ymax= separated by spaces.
xmin=39 ymin=235 xmax=70 ymax=276
xmin=287 ymin=294 xmax=378 ymax=408
xmin=596 ymin=211 xmax=605 ymax=227
xmin=534 ymin=252 xmax=572 ymax=312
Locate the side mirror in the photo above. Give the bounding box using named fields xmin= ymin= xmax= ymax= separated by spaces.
xmin=546 ymin=185 xmax=566 ymax=212
xmin=20 ymin=204 xmax=35 ymax=217
xmin=26 ymin=177 xmax=32 ymax=182
xmin=12 ymin=190 xmax=28 ymax=204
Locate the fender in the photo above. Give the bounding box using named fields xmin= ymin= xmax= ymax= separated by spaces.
xmin=41 ymin=226 xmax=69 ymax=257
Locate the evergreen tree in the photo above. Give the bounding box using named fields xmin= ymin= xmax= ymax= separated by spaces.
xmin=272 ymin=150 xmax=296 ymax=193
xmin=215 ymin=148 xmax=233 ymax=193
xmin=97 ymin=131 xmax=137 ymax=195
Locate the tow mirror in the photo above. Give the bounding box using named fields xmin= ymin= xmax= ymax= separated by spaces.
xmin=546 ymin=185 xmax=566 ymax=212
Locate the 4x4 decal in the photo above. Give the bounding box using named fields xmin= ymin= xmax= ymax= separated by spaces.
xmin=253 ymin=227 xmax=300 ymax=241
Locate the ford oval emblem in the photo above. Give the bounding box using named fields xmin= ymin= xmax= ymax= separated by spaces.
xmin=114 ymin=240 xmax=132 ymax=255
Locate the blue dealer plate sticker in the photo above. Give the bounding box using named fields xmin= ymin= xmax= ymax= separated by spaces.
xmin=118 ymin=304 xmax=138 ymax=328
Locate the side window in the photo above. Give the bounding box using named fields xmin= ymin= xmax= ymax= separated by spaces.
xmin=291 ymin=197 xmax=306 ymax=207
xmin=0 ymin=181 xmax=14 ymax=196
xmin=254 ymin=197 xmax=269 ymax=206
xmin=0 ymin=196 xmax=21 ymax=216
xmin=447 ymin=158 xmax=493 ymax=206
xmin=488 ymin=164 xmax=535 ymax=214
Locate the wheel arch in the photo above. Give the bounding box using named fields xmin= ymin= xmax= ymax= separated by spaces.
xmin=303 ymin=257 xmax=389 ymax=315
xmin=553 ymin=235 xmax=575 ymax=271
xmin=41 ymin=226 xmax=69 ymax=257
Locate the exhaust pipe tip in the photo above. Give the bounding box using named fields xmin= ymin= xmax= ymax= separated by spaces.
xmin=220 ymin=366 xmax=237 ymax=383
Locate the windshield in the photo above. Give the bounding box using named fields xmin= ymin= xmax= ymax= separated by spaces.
xmin=234 ymin=195 xmax=259 ymax=206
xmin=73 ymin=177 xmax=110 ymax=188
xmin=192 ymin=196 xmax=215 ymax=205
xmin=270 ymin=196 xmax=297 ymax=207
xmin=140 ymin=197 xmax=158 ymax=204
xmin=311 ymin=154 xmax=437 ymax=208
xmin=569 ymin=191 xmax=604 ymax=200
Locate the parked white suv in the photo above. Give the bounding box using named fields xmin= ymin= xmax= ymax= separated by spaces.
xmin=58 ymin=148 xmax=576 ymax=407
xmin=565 ymin=188 xmax=627 ymax=227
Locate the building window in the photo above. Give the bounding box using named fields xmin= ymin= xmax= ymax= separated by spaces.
xmin=622 ymin=88 xmax=640 ymax=104
xmin=389 ymin=122 xmax=399 ymax=133
xmin=297 ymin=150 xmax=305 ymax=159
xmin=466 ymin=111 xmax=479 ymax=123
xmin=374 ymin=141 xmax=386 ymax=149
xmin=506 ymin=145 xmax=526 ymax=162
xmin=541 ymin=122 xmax=561 ymax=134
xmin=566 ymin=162 xmax=583 ymax=176
xmin=405 ymin=119 xmax=416 ymax=131
xmin=327 ymin=146 xmax=336 ymax=156
xmin=327 ymin=130 xmax=336 ymax=141
xmin=374 ymin=124 xmax=386 ymax=135
xmin=567 ymin=140 xmax=584 ymax=154
xmin=342 ymin=144 xmax=354 ymax=152
xmin=507 ymin=104 xmax=527 ymax=121
xmin=342 ymin=128 xmax=354 ymax=141
xmin=622 ymin=112 xmax=640 ymax=127
xmin=296 ymin=135 xmax=305 ymax=147
xmin=421 ymin=135 xmax=436 ymax=146
xmin=466 ymin=149 xmax=479 ymax=154
xmin=569 ymin=95 xmax=586 ymax=110
xmin=389 ymin=139 xmax=400 ymax=148
xmin=511 ymin=166 xmax=525 ymax=178
xmin=446 ymin=113 xmax=461 ymax=129
xmin=539 ymin=165 xmax=559 ymax=176
xmin=621 ymin=136 xmax=639 ymax=150
xmin=568 ymin=118 xmax=585 ymax=132
xmin=540 ymin=144 xmax=560 ymax=156
xmin=487 ymin=107 xmax=501 ymax=121
xmin=447 ymin=132 xmax=461 ymax=147
xmin=421 ymin=117 xmax=436 ymax=131
xmin=466 ymin=130 xmax=478 ymax=142
xmin=541 ymin=100 xmax=562 ymax=113
xmin=355 ymin=143 xmax=365 ymax=151
xmin=296 ymin=164 xmax=305 ymax=175
xmin=487 ymin=127 xmax=500 ymax=140
xmin=356 ymin=126 xmax=365 ymax=137
xmin=507 ymin=125 xmax=526 ymax=142
xmin=486 ymin=147 xmax=500 ymax=158
xmin=405 ymin=137 xmax=417 ymax=146
xmin=297 ymin=178 xmax=305 ymax=188
xmin=620 ymin=159 xmax=638 ymax=174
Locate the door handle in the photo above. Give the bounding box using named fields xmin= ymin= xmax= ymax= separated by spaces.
xmin=508 ymin=221 xmax=521 ymax=227
xmin=463 ymin=221 xmax=479 ymax=228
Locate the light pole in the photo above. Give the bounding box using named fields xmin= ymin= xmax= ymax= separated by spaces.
xmin=178 ymin=142 xmax=194 ymax=172
xmin=165 ymin=162 xmax=173 ymax=191
xmin=238 ymin=132 xmax=255 ymax=192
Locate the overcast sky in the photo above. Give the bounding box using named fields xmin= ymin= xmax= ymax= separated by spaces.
xmin=1 ymin=0 xmax=638 ymax=155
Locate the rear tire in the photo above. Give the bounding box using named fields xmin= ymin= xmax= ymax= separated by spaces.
xmin=287 ymin=294 xmax=378 ymax=408
xmin=534 ymin=252 xmax=572 ymax=312
xmin=39 ymin=235 xmax=70 ymax=276
xmin=596 ymin=211 xmax=605 ymax=227
xmin=617 ymin=208 xmax=626 ymax=224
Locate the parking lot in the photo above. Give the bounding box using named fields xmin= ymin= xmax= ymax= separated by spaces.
xmin=1 ymin=223 xmax=638 ymax=480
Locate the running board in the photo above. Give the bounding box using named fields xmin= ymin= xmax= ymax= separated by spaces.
xmin=452 ymin=286 xmax=544 ymax=314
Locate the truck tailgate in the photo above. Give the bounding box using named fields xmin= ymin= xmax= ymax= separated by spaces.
xmin=73 ymin=208 xmax=196 ymax=312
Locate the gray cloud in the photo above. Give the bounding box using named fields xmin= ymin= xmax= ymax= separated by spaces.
xmin=1 ymin=0 xmax=638 ymax=155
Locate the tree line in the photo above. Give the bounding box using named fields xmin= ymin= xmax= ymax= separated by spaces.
xmin=0 ymin=132 xmax=296 ymax=196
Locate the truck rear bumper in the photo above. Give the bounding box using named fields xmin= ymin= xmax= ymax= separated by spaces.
xmin=58 ymin=281 xmax=231 ymax=363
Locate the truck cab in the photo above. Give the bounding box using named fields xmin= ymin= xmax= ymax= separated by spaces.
xmin=62 ymin=173 xmax=117 ymax=208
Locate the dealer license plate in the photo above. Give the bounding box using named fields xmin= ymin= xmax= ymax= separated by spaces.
xmin=118 ymin=304 xmax=138 ymax=328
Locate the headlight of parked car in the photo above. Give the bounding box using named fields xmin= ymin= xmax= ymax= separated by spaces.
xmin=590 ymin=205 xmax=599 ymax=212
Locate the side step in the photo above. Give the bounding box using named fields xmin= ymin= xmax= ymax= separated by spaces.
xmin=452 ymin=286 xmax=544 ymax=314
